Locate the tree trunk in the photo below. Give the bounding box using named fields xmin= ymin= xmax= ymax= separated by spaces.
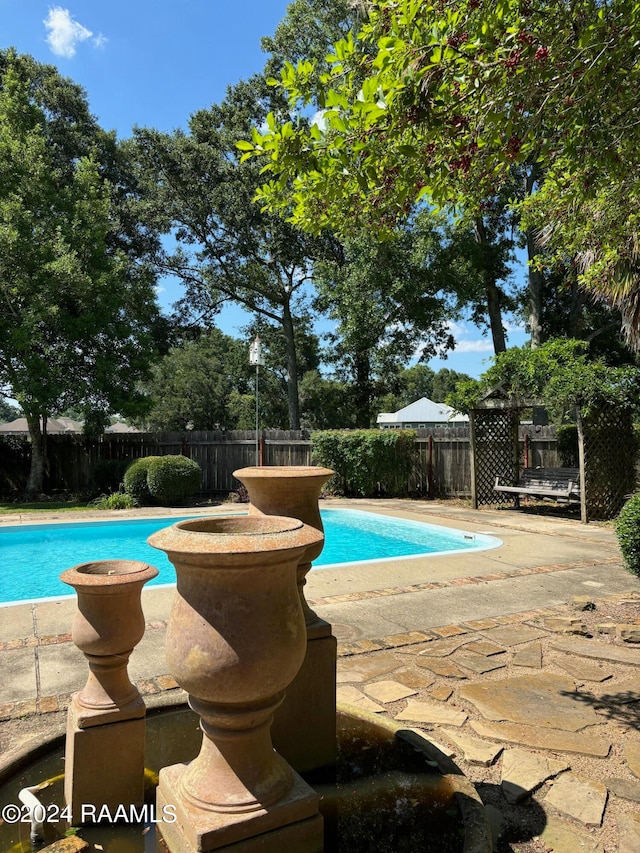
xmin=25 ymin=412 xmax=46 ymax=494
xmin=281 ymin=301 xmax=301 ymax=429
xmin=474 ymin=217 xmax=507 ymax=353
xmin=353 ymin=351 xmax=372 ymax=427
xmin=525 ymin=166 xmax=543 ymax=349
xmin=485 ymin=279 xmax=507 ymax=353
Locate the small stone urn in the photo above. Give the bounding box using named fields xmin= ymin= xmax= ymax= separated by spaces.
xmin=233 ymin=466 xmax=333 ymax=634
xmin=148 ymin=515 xmax=324 ymax=853
xmin=61 ymin=559 xmax=159 ymax=725
xmin=60 ymin=559 xmax=159 ymax=823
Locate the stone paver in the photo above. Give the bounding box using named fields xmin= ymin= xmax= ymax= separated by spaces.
xmin=554 ymin=655 xmax=614 ymax=682
xmin=477 ymin=625 xmax=548 ymax=646
xmin=395 ymin=699 xmax=468 ymax=727
xmin=427 ymin=685 xmax=452 ymax=702
xmin=393 ymin=669 xmax=434 ymax=691
xmin=544 ymin=772 xmax=608 ymax=826
xmin=605 ymin=777 xmax=640 ymax=803
xmin=335 ymin=651 xmax=399 ymax=683
xmin=539 ymin=815 xmax=605 ymax=853
xmin=500 ymin=747 xmax=569 ymax=803
xmin=469 ymin=720 xmax=611 ymax=757
xmin=625 ymin=742 xmax=640 ymax=778
xmin=551 ymin=635 xmax=640 ymax=666
xmin=511 ymin=642 xmax=542 ymax=668
xmin=460 ymin=673 xmax=600 ymax=730
xmin=453 ymin=651 xmax=507 ymax=674
xmin=619 ymin=625 xmax=640 ymax=643
xmin=600 ymin=678 xmax=640 ymax=703
xmin=395 ymin=641 xmax=434 ymax=655
xmin=336 ymin=685 xmax=384 ymax=713
xmin=463 ymin=640 xmax=505 ymax=657
xmin=417 ymin=636 xmax=472 ymax=657
xmin=414 ymin=657 xmax=467 ymax=678
xmin=543 ymin=616 xmax=589 ymax=634
xmin=617 ymin=813 xmax=640 ymax=853
xmin=439 ymin=729 xmax=503 ymax=766
xmin=362 ymin=679 xmax=417 ymax=703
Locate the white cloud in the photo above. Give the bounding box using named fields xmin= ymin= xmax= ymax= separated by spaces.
xmin=453 ymin=339 xmax=494 ymax=354
xmin=44 ymin=7 xmax=102 ymax=58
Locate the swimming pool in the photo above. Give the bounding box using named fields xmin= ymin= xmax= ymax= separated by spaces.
xmin=0 ymin=509 xmax=501 ymax=606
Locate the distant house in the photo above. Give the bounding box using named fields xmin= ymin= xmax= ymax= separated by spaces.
xmin=0 ymin=417 xmax=139 ymax=435
xmin=377 ymin=397 xmax=468 ymax=429
xmin=0 ymin=417 xmax=80 ymax=434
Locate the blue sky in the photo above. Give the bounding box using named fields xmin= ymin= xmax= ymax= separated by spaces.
xmin=1 ymin=1 xmax=527 ymax=379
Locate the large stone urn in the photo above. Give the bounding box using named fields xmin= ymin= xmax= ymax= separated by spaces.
xmin=233 ymin=466 xmax=337 ymax=774
xmin=148 ymin=515 xmax=324 ymax=853
xmin=60 ymin=559 xmax=158 ymax=822
xmin=233 ymin=466 xmax=334 ymax=634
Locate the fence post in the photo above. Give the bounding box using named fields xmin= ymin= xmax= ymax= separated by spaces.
xmin=427 ymin=435 xmax=434 ymax=498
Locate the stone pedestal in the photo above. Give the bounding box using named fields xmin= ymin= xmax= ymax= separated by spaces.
xmin=60 ymin=560 xmax=158 ymax=824
xmin=233 ymin=466 xmax=337 ymax=773
xmin=64 ymin=709 xmax=145 ymax=821
xmin=157 ymin=765 xmax=322 ymax=853
xmin=148 ymin=516 xmax=325 ymax=853
xmin=271 ymin=632 xmax=337 ymax=773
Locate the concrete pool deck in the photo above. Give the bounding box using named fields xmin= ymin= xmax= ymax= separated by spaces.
xmin=1 ymin=498 xmax=639 ymax=852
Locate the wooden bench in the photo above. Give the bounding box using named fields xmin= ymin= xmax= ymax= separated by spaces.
xmin=494 ymin=467 xmax=581 ymax=503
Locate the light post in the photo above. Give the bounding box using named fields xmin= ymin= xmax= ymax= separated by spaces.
xmin=249 ymin=335 xmax=265 ymax=465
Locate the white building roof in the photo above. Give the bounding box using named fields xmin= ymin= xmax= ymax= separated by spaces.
xmin=376 ymin=397 xmax=468 ymax=426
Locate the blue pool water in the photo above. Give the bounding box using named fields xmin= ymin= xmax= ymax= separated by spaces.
xmin=0 ymin=509 xmax=501 ymax=606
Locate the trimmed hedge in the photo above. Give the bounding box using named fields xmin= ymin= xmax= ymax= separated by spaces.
xmin=616 ymin=494 xmax=640 ymax=577
xmin=123 ymin=457 xmax=160 ymax=504
xmin=146 ymin=455 xmax=202 ymax=505
xmin=311 ymin=429 xmax=416 ymax=497
xmin=123 ymin=455 xmax=201 ymax=505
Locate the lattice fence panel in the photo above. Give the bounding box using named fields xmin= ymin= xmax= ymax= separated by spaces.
xmin=472 ymin=409 xmax=519 ymax=506
xmin=581 ymin=408 xmax=637 ymax=520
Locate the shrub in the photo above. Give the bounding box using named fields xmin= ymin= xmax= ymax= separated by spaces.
xmin=312 ymin=430 xmax=416 ymax=498
xmin=146 ymin=455 xmax=201 ymax=505
xmin=95 ymin=492 xmax=136 ymax=510
xmin=616 ymin=494 xmax=640 ymax=577
xmin=123 ymin=457 xmax=161 ymax=504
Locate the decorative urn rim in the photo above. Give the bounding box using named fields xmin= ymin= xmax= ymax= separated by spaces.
xmin=60 ymin=560 xmax=158 ymax=588
xmin=233 ymin=465 xmax=333 ymax=480
xmin=148 ymin=514 xmax=324 ymax=557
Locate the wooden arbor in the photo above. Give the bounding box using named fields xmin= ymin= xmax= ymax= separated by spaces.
xmin=470 ymin=393 xmax=636 ymax=523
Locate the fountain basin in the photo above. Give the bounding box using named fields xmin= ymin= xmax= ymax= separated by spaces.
xmin=0 ymin=701 xmax=490 ymax=853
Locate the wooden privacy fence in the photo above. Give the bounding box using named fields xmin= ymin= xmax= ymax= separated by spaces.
xmin=7 ymin=426 xmax=560 ymax=498
xmin=44 ymin=430 xmax=312 ymax=495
